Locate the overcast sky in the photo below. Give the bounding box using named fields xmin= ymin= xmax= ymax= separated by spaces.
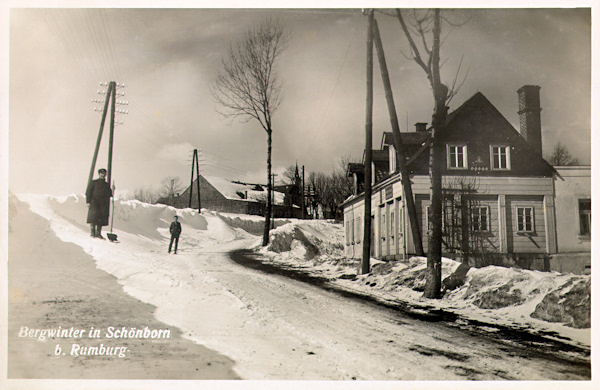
xmin=7 ymin=5 xmax=591 ymax=196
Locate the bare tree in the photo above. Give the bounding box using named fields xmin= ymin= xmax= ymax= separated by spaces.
xmin=212 ymin=19 xmax=288 ymax=246
xmin=546 ymin=142 xmax=581 ymax=166
xmin=128 ymin=186 xmax=159 ymax=204
xmin=282 ymin=164 xmax=299 ymax=184
xmin=395 ymin=9 xmax=463 ymax=298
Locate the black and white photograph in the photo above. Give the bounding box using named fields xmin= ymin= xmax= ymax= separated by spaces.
xmin=2 ymin=1 xmax=596 ymax=389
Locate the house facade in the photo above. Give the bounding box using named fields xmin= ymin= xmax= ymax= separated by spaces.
xmin=342 ymin=86 xmax=590 ymax=272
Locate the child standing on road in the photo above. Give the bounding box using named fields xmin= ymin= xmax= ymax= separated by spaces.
xmin=168 ymin=215 xmax=182 ymax=254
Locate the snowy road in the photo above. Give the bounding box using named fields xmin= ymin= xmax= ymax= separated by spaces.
xmin=151 ymin=247 xmax=589 ymax=380
xmin=21 ymin=195 xmax=590 ymax=381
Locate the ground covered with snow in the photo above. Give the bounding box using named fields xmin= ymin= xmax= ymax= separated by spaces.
xmin=255 ymin=216 xmax=591 ymax=348
xmin=8 ymin=193 xmax=591 ymax=383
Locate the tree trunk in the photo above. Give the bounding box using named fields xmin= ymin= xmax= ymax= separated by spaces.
xmin=262 ymin=129 xmax=272 ymax=246
xmin=423 ymin=84 xmax=448 ymax=299
xmin=423 ymin=10 xmax=447 ymax=299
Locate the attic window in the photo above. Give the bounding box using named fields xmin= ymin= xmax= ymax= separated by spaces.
xmin=447 ymin=144 xmax=467 ymax=169
xmin=491 ymin=145 xmax=511 ymax=170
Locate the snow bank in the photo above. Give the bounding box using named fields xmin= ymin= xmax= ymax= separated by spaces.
xmin=258 ymin=219 xmax=591 ymax=346
xmin=13 ymin=193 xmax=590 ymax=348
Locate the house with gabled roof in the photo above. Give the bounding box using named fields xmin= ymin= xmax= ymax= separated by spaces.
xmin=342 ymin=85 xmax=590 ymax=273
xmin=158 ymin=174 xmax=295 ymax=217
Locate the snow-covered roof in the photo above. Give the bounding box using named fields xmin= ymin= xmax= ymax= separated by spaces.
xmin=204 ymin=175 xmax=285 ymax=205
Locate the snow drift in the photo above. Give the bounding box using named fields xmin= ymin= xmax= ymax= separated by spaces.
xmin=257 ymin=218 xmax=591 ymax=346
xmin=12 ymin=193 xmax=590 ymax=348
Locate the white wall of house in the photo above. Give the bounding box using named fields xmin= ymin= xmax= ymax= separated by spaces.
xmin=343 ymin=174 xmax=557 ymax=260
xmin=553 ymin=166 xmax=591 ymax=252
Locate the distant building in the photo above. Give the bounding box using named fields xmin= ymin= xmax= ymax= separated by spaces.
xmin=274 ymin=163 xmax=303 ymax=217
xmin=342 ymin=85 xmax=591 ymax=273
xmin=158 ymin=175 xmax=296 ymax=217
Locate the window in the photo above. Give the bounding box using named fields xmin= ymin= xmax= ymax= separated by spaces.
xmin=447 ymin=144 xmax=467 ymax=169
xmin=471 ymin=206 xmax=489 ymax=232
xmin=355 ymin=216 xmax=362 ymax=244
xmin=491 ymin=145 xmax=511 ymax=170
xmin=381 ymin=214 xmax=386 ymax=242
xmin=516 ymin=206 xmax=534 ymax=233
xmin=579 ymin=199 xmax=591 ymax=235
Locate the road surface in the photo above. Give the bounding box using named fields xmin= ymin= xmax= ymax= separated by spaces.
xmin=147 ymin=242 xmax=590 ymax=380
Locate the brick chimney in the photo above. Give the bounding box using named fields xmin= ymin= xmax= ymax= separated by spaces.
xmin=517 ymin=85 xmax=542 ymax=155
xmin=415 ymin=122 xmax=428 ymax=132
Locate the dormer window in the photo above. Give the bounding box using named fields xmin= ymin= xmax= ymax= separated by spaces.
xmin=447 ymin=144 xmax=467 ymax=169
xmin=389 ymin=145 xmax=396 ymax=173
xmin=491 ymin=145 xmax=511 ymax=170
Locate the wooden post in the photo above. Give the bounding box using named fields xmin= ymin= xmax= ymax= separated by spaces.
xmin=372 ymin=18 xmax=424 ymax=256
xmin=107 ymin=81 xmax=116 ymax=188
xmin=195 ymin=149 xmax=201 ymax=212
xmin=189 ymin=150 xmax=196 ymax=208
xmin=88 ymin=83 xmax=114 ymax=186
xmin=361 ymin=10 xmax=374 ymax=275
xmin=301 ymin=165 xmax=305 ymax=219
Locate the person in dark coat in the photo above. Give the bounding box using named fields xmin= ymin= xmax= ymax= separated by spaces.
xmin=168 ymin=215 xmax=182 ymax=254
xmin=86 ymin=168 xmax=112 ymax=239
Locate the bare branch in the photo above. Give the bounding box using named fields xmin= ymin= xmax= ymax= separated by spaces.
xmin=395 ymin=9 xmax=430 ymax=77
xmin=212 ymin=18 xmax=288 ymax=134
xmin=447 ymin=55 xmax=469 ymax=104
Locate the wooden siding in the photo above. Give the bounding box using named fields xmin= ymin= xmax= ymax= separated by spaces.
xmin=419 ymin=195 xmax=500 ymax=255
xmin=408 ymin=175 xmax=553 ymax=196
xmin=344 ymin=175 xmax=554 ymax=258
xmin=505 ymin=195 xmax=546 ymax=253
xmin=344 ymin=203 xmax=364 ymax=259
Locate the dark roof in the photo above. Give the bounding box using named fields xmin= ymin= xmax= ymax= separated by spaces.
xmin=382 ymin=131 xmax=429 ymax=148
xmin=372 ymin=149 xmax=388 ymax=163
xmin=347 ymin=162 xmax=364 ymax=176
xmin=404 ymin=91 xmax=556 ymax=175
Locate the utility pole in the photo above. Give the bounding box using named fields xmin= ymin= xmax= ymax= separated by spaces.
xmin=195 ymin=149 xmax=201 ymax=212
xmin=88 ymin=83 xmax=113 ymax=187
xmin=89 ymin=81 xmax=127 ymax=189
xmin=361 ymin=10 xmax=374 ymax=275
xmin=188 ymin=149 xmax=202 ymax=213
xmin=107 ymin=81 xmax=116 ymax=186
xmin=372 ymin=17 xmax=424 ymax=256
xmin=301 ymin=165 xmax=305 ymax=219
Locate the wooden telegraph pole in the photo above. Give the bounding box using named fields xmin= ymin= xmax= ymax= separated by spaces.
xmin=188 ymin=149 xmax=202 ymax=212
xmin=88 ymin=82 xmax=115 ymax=186
xmin=301 ymin=165 xmax=305 ymax=219
xmin=361 ymin=10 xmax=374 ymax=275
xmin=89 ymin=81 xmax=127 ymax=188
xmin=107 ymin=82 xmax=116 ymax=186
xmin=372 ymin=17 xmax=424 ymax=256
